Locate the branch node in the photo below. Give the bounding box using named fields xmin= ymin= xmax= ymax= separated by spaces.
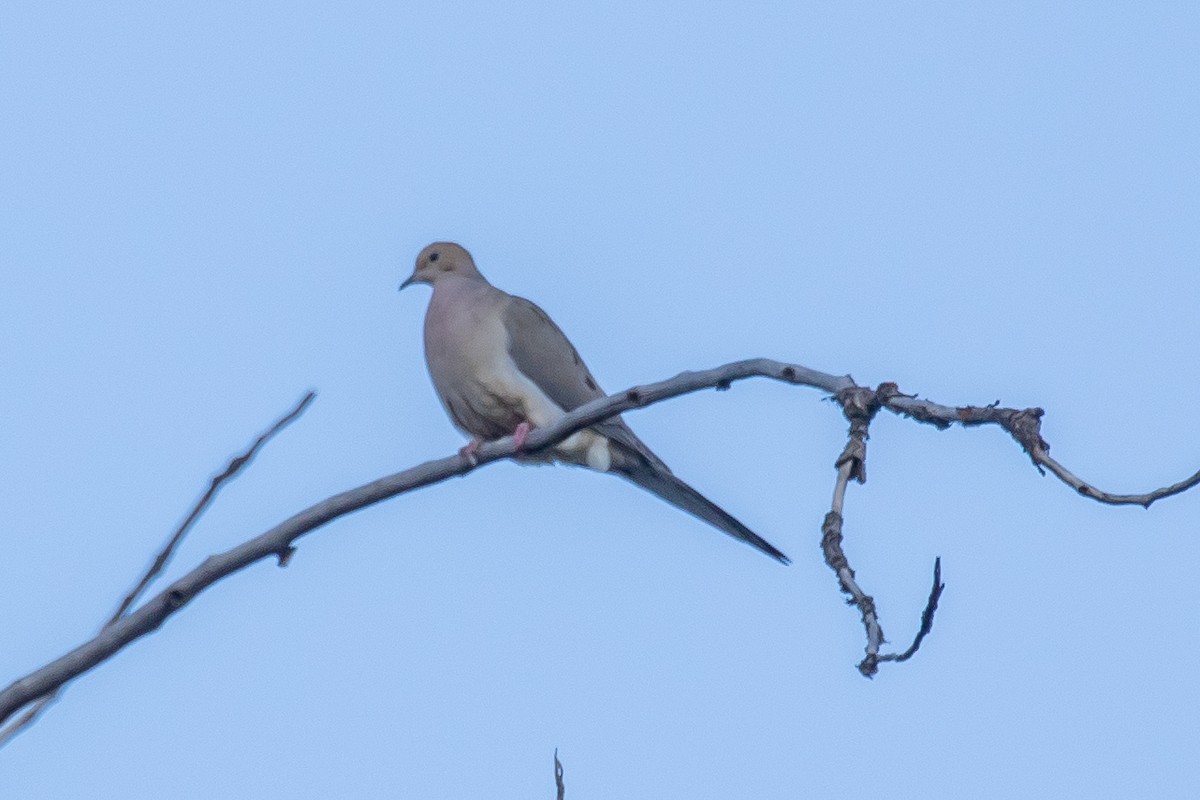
xmin=276 ymin=546 xmax=297 ymax=568
xmin=820 ymin=511 xmax=851 ymax=578
xmin=836 ymin=385 xmax=881 ymax=422
xmin=858 ymin=654 xmax=879 ymax=678
xmin=835 ymin=437 xmax=868 ymax=484
xmin=833 ymin=385 xmax=886 ymax=484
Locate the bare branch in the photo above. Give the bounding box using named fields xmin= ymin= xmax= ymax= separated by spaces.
xmin=886 ymin=393 xmax=1194 ymax=505
xmin=821 ymin=476 xmax=885 ymax=677
xmin=821 ymin=387 xmax=946 ymax=675
xmin=820 ymin=385 xmax=889 ymax=676
xmin=822 ymin=499 xmax=942 ymax=677
xmin=0 ymin=696 xmax=55 ymax=749
xmin=0 ymin=392 xmax=315 ymax=745
xmin=1034 ymin=450 xmax=1200 ymax=508
xmin=108 ymin=390 xmax=317 ymax=626
xmin=554 ymin=749 xmax=565 ymax=799
xmin=878 ymin=558 xmax=945 ymax=666
xmin=2 ymin=358 xmax=1196 ymax=731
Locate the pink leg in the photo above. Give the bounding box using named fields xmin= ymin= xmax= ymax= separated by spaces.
xmin=460 ymin=423 xmax=532 ymax=465
xmin=459 ymin=438 xmax=483 ymax=464
xmin=511 ymin=421 xmax=532 ymax=450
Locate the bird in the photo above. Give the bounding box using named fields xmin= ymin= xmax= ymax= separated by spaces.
xmin=399 ymin=242 xmax=789 ymax=564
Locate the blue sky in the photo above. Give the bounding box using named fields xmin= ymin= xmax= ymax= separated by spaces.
xmin=2 ymin=2 xmax=1198 ymax=797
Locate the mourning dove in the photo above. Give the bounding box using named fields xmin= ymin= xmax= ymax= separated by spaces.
xmin=400 ymin=242 xmax=789 ymax=564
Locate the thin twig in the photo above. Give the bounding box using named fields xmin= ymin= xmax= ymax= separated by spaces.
xmin=879 ymin=558 xmax=945 ymax=665
xmin=0 ymin=392 xmax=316 ymax=746
xmin=554 ymin=749 xmax=565 ymax=800
xmin=821 ymin=467 xmax=885 ymax=676
xmin=1035 ymin=450 xmax=1200 ymax=508
xmin=107 ymin=390 xmax=317 ymax=626
xmin=0 ymin=697 xmax=55 ymax=749
xmin=821 ymin=386 xmax=890 ymax=676
xmin=887 ymin=394 xmax=1195 ymax=506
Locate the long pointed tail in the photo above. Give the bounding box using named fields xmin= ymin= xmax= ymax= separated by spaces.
xmin=615 ymin=463 xmax=790 ymax=564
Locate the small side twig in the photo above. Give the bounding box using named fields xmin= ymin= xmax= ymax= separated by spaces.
xmin=821 ymin=470 xmax=885 ymax=676
xmin=554 ymin=748 xmax=565 ymax=800
xmin=822 ymin=384 xmax=944 ymax=677
xmin=878 ymin=558 xmax=945 ymax=665
xmin=1034 ymin=449 xmax=1200 ymax=508
xmin=0 ymin=391 xmax=316 ymax=747
xmin=0 ymin=697 xmax=55 ymax=749
xmin=889 ymin=393 xmax=1196 ymax=507
xmin=107 ymin=390 xmax=316 ymax=626
xmin=821 ymin=386 xmax=887 ymax=676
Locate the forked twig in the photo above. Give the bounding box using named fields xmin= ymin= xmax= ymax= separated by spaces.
xmin=108 ymin=391 xmax=316 ymax=625
xmin=0 ymin=392 xmax=315 ymax=747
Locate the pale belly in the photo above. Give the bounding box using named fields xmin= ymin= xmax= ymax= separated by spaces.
xmin=425 ymin=298 xmax=611 ymax=470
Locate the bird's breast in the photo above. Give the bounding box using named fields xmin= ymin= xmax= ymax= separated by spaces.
xmin=423 ymin=283 xmax=554 ymax=435
xmin=421 ymin=279 xmax=613 ymax=469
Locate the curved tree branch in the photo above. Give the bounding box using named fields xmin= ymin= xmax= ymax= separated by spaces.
xmin=108 ymin=390 xmax=317 ymax=626
xmin=1 ymin=358 xmax=1196 ymax=734
xmin=0 ymin=391 xmax=317 ymax=747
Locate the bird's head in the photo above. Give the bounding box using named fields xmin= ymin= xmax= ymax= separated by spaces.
xmin=400 ymin=242 xmax=481 ymax=290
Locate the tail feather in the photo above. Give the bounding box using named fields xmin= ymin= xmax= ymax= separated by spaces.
xmin=615 ymin=462 xmax=790 ymax=565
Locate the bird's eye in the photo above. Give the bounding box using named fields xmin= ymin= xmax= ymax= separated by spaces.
xmin=429 ymin=252 xmax=440 ymax=263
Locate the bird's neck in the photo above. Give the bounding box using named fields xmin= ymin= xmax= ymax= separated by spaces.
xmin=427 ymin=275 xmax=498 ymax=327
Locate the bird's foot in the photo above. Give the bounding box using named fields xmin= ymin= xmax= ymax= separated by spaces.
xmin=511 ymin=421 xmax=532 ymax=450
xmin=459 ymin=438 xmax=483 ymax=466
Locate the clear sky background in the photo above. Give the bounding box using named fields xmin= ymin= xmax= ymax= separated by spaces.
xmin=2 ymin=3 xmax=1198 ymax=798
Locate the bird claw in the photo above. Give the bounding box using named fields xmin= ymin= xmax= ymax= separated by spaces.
xmin=459 ymin=439 xmax=482 ymax=466
xmin=459 ymin=423 xmax=532 ymax=466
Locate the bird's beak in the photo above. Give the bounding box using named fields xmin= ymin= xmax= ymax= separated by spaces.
xmin=398 ymin=274 xmax=417 ymax=291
